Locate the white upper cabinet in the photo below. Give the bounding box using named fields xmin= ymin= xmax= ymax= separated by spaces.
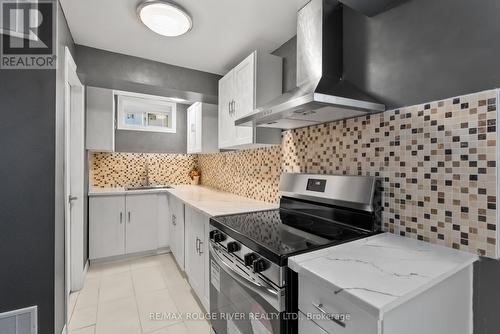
xmin=218 ymin=51 xmax=283 ymax=150
xmin=187 ymin=102 xmax=218 ymax=154
xmin=86 ymin=86 xmax=115 ymax=151
xmin=218 ymin=73 xmax=235 ymax=149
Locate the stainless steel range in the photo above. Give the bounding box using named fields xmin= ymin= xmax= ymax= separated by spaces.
xmin=208 ymin=173 xmax=381 ymax=334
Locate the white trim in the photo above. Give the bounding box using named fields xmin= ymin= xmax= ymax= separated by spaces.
xmin=64 ymin=46 xmax=86 ymax=302
xmin=60 ymin=324 xmax=67 ymax=334
xmin=115 ymin=93 xmax=177 ymax=133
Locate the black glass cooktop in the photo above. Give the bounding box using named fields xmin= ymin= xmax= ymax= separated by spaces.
xmin=210 ymin=203 xmax=374 ymax=265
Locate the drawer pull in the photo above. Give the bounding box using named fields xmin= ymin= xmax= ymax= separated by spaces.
xmin=312 ymin=302 xmax=346 ymax=328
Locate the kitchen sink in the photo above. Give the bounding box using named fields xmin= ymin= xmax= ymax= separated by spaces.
xmin=125 ymin=185 xmax=173 ymax=191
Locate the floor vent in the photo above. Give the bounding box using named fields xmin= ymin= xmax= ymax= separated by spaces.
xmin=0 ymin=306 xmax=37 ymax=334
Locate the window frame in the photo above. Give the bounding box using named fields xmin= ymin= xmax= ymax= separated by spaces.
xmin=115 ymin=91 xmax=177 ymax=134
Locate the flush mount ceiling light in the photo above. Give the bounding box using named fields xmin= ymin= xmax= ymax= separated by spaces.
xmin=137 ymin=0 xmax=193 ymax=37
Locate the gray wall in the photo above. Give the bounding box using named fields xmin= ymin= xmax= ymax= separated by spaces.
xmin=271 ymin=36 xmax=297 ymax=93
xmin=0 ymin=4 xmax=75 ymax=334
xmin=115 ymin=104 xmax=189 ymax=154
xmin=0 ymin=47 xmax=56 ymax=334
xmin=75 ymin=45 xmax=221 ymax=153
xmin=75 ymin=45 xmax=220 ymax=104
xmin=343 ymin=0 xmax=500 ymax=108
xmin=55 ymin=3 xmax=76 ymax=333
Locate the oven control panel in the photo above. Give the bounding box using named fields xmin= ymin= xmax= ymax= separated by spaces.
xmin=209 ymin=227 xmax=284 ymax=288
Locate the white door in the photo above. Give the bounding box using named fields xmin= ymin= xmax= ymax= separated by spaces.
xmin=233 ymin=52 xmax=255 ymax=145
xmin=157 ymin=193 xmax=170 ymax=249
xmin=187 ymin=103 xmax=202 ymax=153
xmin=187 ymin=103 xmax=196 ymax=153
xmin=125 ymin=194 xmax=159 ymax=254
xmin=168 ymin=196 xmax=177 ymax=258
xmin=169 ymin=196 xmax=185 ymax=270
xmin=218 ymin=71 xmax=235 ymax=149
xmin=89 ymin=196 xmax=126 ymax=259
xmin=64 ymin=46 xmax=86 ymax=299
xmin=185 ymin=207 xmax=206 ymax=301
xmin=184 ymin=207 xmax=196 ymax=279
xmin=194 ymin=103 xmax=202 ymax=152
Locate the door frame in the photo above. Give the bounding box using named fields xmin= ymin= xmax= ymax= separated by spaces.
xmin=64 ymin=46 xmax=86 ymax=299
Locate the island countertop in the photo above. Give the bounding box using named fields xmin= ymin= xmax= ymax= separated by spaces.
xmin=288 ymin=232 xmax=478 ymax=317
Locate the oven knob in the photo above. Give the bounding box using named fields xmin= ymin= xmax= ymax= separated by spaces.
xmin=244 ymin=253 xmax=258 ymax=266
xmin=227 ymin=242 xmax=240 ymax=253
xmin=213 ymin=231 xmax=226 ymax=243
xmin=252 ymin=259 xmax=269 ymax=273
xmin=209 ymin=230 xmax=218 ymax=241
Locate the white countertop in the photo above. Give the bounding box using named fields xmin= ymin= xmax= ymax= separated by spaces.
xmin=88 ymin=187 xmax=171 ymax=196
xmin=166 ymin=185 xmax=277 ymax=216
xmin=89 ymin=185 xmax=277 ymax=217
xmin=288 ymin=233 xmax=478 ymax=317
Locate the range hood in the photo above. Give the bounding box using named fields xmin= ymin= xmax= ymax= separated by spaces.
xmin=236 ymin=0 xmax=386 ymax=130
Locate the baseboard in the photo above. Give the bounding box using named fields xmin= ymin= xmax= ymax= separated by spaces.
xmin=156 ymin=246 xmax=171 ymax=254
xmin=90 ymin=249 xmax=172 ymax=264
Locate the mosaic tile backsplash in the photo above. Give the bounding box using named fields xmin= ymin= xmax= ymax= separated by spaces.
xmin=90 ymin=90 xmax=498 ymax=258
xmin=198 ymin=90 xmax=498 ymax=258
xmin=90 ymin=152 xmax=197 ymax=188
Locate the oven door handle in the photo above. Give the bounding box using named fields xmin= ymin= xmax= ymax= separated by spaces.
xmin=209 ymin=242 xmax=283 ymax=312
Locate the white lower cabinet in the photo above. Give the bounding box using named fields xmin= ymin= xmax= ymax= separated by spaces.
xmin=89 ymin=195 xmax=126 ymax=259
xmin=184 ymin=205 xmax=209 ymax=310
xmin=157 ymin=193 xmax=169 ymax=249
xmin=124 ymin=194 xmax=159 ymax=254
xmin=168 ymin=194 xmax=185 ymax=270
xmin=299 ymin=275 xmax=378 ymax=334
xmin=298 ymin=265 xmax=473 ymax=334
xmin=90 ymin=193 xmax=160 ymax=260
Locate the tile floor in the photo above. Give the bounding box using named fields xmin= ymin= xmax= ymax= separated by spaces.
xmin=67 ymin=253 xmax=211 ymax=334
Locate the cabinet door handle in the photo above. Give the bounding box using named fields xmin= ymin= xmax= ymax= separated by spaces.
xmin=198 ymin=240 xmax=204 ymax=255
xmin=172 ymin=214 xmax=176 ymax=225
xmin=120 ymin=212 xmax=123 ymax=224
xmin=312 ymin=302 xmax=346 ymax=328
xmin=232 ymin=100 xmax=236 ymax=114
xmin=195 ymin=237 xmax=200 ymax=253
xmin=128 ymin=211 xmax=131 ymax=223
xmin=228 ymin=101 xmax=232 ymax=114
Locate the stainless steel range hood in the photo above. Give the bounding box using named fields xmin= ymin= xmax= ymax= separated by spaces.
xmin=236 ymin=0 xmax=386 ymax=130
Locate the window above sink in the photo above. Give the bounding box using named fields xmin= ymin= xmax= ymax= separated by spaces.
xmin=116 ymin=91 xmax=177 ymax=133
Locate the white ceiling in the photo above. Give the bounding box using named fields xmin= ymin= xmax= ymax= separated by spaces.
xmin=60 ymin=0 xmax=309 ymax=75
